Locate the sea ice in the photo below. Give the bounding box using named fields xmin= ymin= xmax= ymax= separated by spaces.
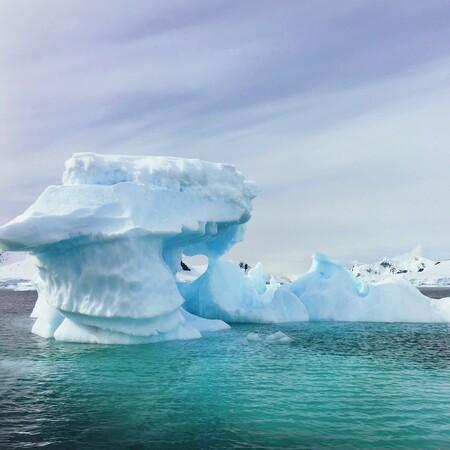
xmin=246 ymin=332 xmax=261 ymax=341
xmin=265 ymin=331 xmax=293 ymax=343
xmin=0 ymin=153 xmax=256 ymax=343
xmin=246 ymin=331 xmax=293 ymax=343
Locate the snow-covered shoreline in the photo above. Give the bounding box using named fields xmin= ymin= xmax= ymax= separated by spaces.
xmin=0 ymin=252 xmax=38 ymax=291
xmin=350 ymin=248 xmax=450 ymax=287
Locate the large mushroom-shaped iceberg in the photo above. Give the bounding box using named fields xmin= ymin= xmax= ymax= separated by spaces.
xmin=0 ymin=153 xmax=257 ymax=343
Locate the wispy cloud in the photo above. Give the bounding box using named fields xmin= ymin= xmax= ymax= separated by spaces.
xmin=1 ymin=0 xmax=450 ymax=275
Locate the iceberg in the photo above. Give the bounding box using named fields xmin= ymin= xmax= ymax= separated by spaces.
xmin=0 ymin=153 xmax=258 ymax=343
xmin=180 ymin=258 xmax=309 ymax=323
xmin=181 ymin=252 xmax=450 ymax=324
xmin=265 ymin=331 xmax=294 ymax=343
xmin=246 ymin=332 xmax=261 ymax=341
xmin=289 ymin=253 xmax=450 ymax=323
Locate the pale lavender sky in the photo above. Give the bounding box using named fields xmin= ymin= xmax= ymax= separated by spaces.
xmin=1 ymin=0 xmax=450 ymax=277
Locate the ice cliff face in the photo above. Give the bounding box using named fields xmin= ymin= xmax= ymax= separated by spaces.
xmin=0 ymin=153 xmax=257 ymax=343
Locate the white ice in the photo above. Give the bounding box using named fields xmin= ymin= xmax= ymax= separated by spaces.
xmin=180 ymin=257 xmax=309 ymax=323
xmin=290 ymin=253 xmax=450 ymax=323
xmin=246 ymin=331 xmax=293 ymax=343
xmin=0 ymin=153 xmax=256 ymax=343
xmin=265 ymin=331 xmax=294 ymax=343
xmin=351 ymin=248 xmax=450 ymax=287
xmin=183 ymin=252 xmax=450 ymax=324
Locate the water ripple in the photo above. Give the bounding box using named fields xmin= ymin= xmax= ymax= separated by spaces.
xmin=2 ymin=291 xmax=450 ymax=448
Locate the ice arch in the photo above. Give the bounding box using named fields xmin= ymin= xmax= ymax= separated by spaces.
xmin=0 ymin=153 xmax=257 ymax=343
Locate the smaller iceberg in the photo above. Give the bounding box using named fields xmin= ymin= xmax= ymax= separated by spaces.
xmin=182 ymin=252 xmax=450 ymax=325
xmin=265 ymin=331 xmax=294 ymax=343
xmin=246 ymin=332 xmax=261 ymax=341
xmin=180 ymin=258 xmax=309 ymax=323
xmin=246 ymin=331 xmax=293 ymax=343
xmin=289 ymin=253 xmax=450 ymax=323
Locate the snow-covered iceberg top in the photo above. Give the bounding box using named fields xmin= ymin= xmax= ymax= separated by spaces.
xmin=0 ymin=153 xmax=257 ymax=343
xmin=63 ymin=153 xmax=257 ymax=205
xmin=0 ymin=153 xmax=257 ymax=251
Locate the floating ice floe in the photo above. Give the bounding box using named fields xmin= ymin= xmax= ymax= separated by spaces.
xmin=265 ymin=331 xmax=294 ymax=343
xmin=246 ymin=331 xmax=293 ymax=343
xmin=246 ymin=332 xmax=261 ymax=341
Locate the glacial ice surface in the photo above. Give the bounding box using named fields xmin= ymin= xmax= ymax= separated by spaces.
xmin=182 ymin=252 xmax=450 ymax=324
xmin=289 ymin=253 xmax=450 ymax=323
xmin=180 ymin=258 xmax=309 ymax=323
xmin=0 ymin=153 xmax=254 ymax=343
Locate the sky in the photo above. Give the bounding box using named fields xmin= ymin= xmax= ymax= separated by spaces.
xmin=1 ymin=0 xmax=450 ymax=278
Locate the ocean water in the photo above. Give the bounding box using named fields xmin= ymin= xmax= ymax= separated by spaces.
xmin=2 ymin=291 xmax=450 ymax=449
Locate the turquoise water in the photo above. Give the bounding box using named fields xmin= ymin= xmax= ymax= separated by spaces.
xmin=2 ymin=291 xmax=450 ymax=449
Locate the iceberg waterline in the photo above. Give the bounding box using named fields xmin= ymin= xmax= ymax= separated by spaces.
xmin=1 ymin=153 xmax=450 ymax=344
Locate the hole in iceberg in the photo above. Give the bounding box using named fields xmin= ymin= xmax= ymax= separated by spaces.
xmin=176 ymin=254 xmax=209 ymax=283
